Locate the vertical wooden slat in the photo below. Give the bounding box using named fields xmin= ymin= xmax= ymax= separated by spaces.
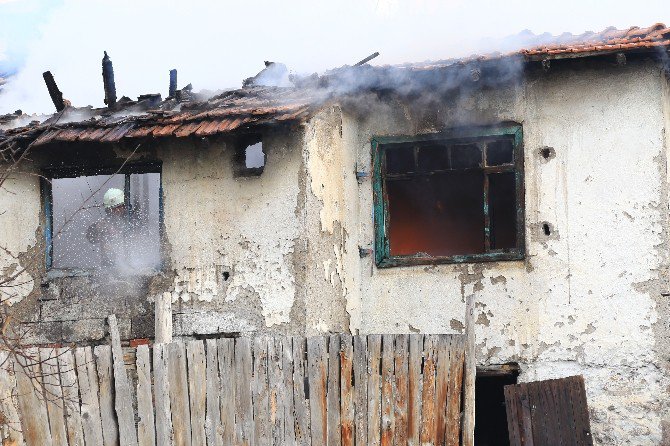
xmin=187 ymin=340 xmax=207 ymax=446
xmin=367 ymin=334 xmax=382 ymax=446
xmin=420 ymin=335 xmax=437 ymax=446
xmin=353 ymin=335 xmax=368 ymax=446
xmin=567 ymin=376 xmax=592 ymax=445
xmin=292 ymin=337 xmax=311 ymax=446
xmin=218 ymin=338 xmax=236 ymax=445
xmin=154 ymin=343 xmax=174 ymax=445
xmin=308 ymin=336 xmax=328 ymax=446
xmin=0 ymin=354 xmax=24 ymax=446
xmin=528 ymin=381 xmax=548 ymax=445
xmin=75 ymin=346 xmax=105 ymax=446
xmin=94 ymin=345 xmax=119 ymax=446
xmin=254 ymin=337 xmax=271 ymax=446
xmin=15 ymin=350 xmax=53 ymax=446
xmin=462 ymin=295 xmax=476 ymax=446
xmin=393 ymin=334 xmax=409 ymax=446
xmin=340 ymin=335 xmax=355 ymax=446
xmin=58 ymin=347 xmax=84 ymax=446
xmin=542 ymin=379 xmax=563 ymax=446
xmin=235 ymin=337 xmax=255 ymax=446
xmin=155 ymin=291 xmax=173 ymax=344
xmin=407 ymin=334 xmax=423 ymax=446
xmin=168 ymin=341 xmax=193 ymax=446
xmin=281 ymin=337 xmax=296 ymax=445
xmin=39 ymin=348 xmax=67 ymax=446
xmin=552 ymin=379 xmax=576 ymax=446
xmin=136 ymin=344 xmax=156 ymax=446
xmin=434 ymin=336 xmax=450 ymax=446
xmin=327 ymin=334 xmax=342 ymax=446
xmin=108 ymin=314 xmax=139 ymax=446
xmin=518 ymin=384 xmax=534 ymax=446
xmin=445 ymin=337 xmax=464 ymax=446
xmin=268 ymin=338 xmax=285 ymax=445
xmin=380 ymin=334 xmax=396 ymax=446
xmin=504 ymin=385 xmax=522 ymax=446
xmin=205 ymin=339 xmax=222 ymax=446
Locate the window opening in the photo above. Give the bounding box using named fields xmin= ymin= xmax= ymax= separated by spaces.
xmin=48 ymin=168 xmax=161 ymax=274
xmin=235 ymin=135 xmax=265 ymax=176
xmin=373 ymin=126 xmax=523 ymax=266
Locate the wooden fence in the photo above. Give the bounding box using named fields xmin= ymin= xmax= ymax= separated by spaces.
xmin=4 ymin=330 xmax=467 ymax=446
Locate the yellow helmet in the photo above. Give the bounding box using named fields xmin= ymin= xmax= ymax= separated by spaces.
xmin=103 ymin=188 xmax=124 ymax=209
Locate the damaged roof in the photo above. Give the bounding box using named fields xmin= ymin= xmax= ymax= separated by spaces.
xmin=0 ymin=85 xmax=314 ymax=146
xmin=1 ymin=23 xmax=669 ymax=147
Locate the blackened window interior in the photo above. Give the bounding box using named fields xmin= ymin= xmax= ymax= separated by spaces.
xmin=51 ymin=171 xmax=161 ymax=273
xmin=382 ymin=136 xmax=519 ymax=259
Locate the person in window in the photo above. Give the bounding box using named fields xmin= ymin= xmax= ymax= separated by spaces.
xmin=86 ymin=187 xmax=128 ymax=269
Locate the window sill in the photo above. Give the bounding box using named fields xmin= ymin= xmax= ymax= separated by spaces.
xmin=45 ymin=268 xmax=163 ymax=281
xmin=375 ymin=250 xmax=524 ymax=268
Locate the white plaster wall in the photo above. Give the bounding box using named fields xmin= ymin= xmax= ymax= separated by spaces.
xmin=0 ymin=165 xmax=41 ymax=306
xmin=313 ymin=61 xmax=670 ymax=444
xmin=160 ymin=133 xmax=302 ymax=330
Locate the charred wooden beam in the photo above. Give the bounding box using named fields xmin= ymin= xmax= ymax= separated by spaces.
xmin=354 ymin=52 xmax=380 ymax=66
xmin=42 ymin=71 xmax=65 ymax=112
xmin=102 ymin=51 xmax=117 ymax=108
xmin=169 ymin=69 xmax=178 ymax=98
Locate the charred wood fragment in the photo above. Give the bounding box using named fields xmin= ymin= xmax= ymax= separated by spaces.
xmin=42 ymin=71 xmax=65 ymax=111
xmin=169 ymin=69 xmax=177 ymax=98
xmin=102 ymin=51 xmax=117 ymax=108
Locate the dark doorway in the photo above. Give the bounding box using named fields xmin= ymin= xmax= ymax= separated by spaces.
xmin=475 ymin=367 xmax=519 ymax=446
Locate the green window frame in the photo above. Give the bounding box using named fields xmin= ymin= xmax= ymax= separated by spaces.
xmin=372 ymin=124 xmax=524 ymax=267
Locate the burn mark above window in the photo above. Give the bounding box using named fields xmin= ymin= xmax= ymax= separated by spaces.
xmin=234 ymin=134 xmax=265 ymax=177
xmin=373 ymin=125 xmax=524 ymax=267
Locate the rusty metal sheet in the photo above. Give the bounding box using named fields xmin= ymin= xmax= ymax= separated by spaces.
xmin=100 ymin=122 xmax=135 ymax=142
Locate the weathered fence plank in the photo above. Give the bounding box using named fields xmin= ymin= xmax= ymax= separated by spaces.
xmin=205 ymin=339 xmax=222 ymax=446
xmin=328 ymin=334 xmax=342 ymax=446
xmin=217 ymin=338 xmax=235 ymax=445
xmin=187 ymin=340 xmax=207 ymax=446
xmin=154 ymin=343 xmax=174 ymax=445
xmin=15 ymin=350 xmax=52 ymax=446
xmin=254 ymin=337 xmax=271 ymax=446
xmin=407 ymin=334 xmax=423 ymax=446
xmin=381 ymin=334 xmax=396 ymax=446
xmin=39 ymin=348 xmax=67 ymax=446
xmin=394 ymin=334 xmax=409 ymax=446
xmin=281 ymin=337 xmax=297 ymax=444
xmin=269 ymin=338 xmax=285 ymax=445
xmin=109 ymin=314 xmax=139 ymax=446
xmin=420 ymin=335 xmax=437 ymax=446
xmin=59 ymin=347 xmax=85 ymax=446
xmin=75 ymin=346 xmax=105 ymax=446
xmin=434 ymin=335 xmax=450 ymax=445
xmin=292 ymin=337 xmax=311 ymax=446
xmin=353 ymin=335 xmax=368 ymax=446
xmin=235 ymin=337 xmax=254 ymax=446
xmin=367 ymin=334 xmax=382 ymax=446
xmin=308 ymin=336 xmax=328 ymax=446
xmin=446 ymin=337 xmax=464 ymax=446
xmin=168 ymin=341 xmax=193 ymax=446
xmin=0 ymin=354 xmax=24 ymax=446
xmin=136 ymin=344 xmax=156 ymax=446
xmin=94 ymin=344 xmax=119 ymax=446
xmin=340 ymin=335 xmax=355 ymax=446
xmin=462 ymin=295 xmax=476 ymax=446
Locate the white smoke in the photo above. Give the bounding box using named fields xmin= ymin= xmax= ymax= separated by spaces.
xmin=0 ymin=0 xmax=669 ymax=114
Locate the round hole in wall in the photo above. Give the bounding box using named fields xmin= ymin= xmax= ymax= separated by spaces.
xmin=540 ymin=147 xmax=555 ymax=160
xmin=223 ymin=271 xmax=230 ymax=281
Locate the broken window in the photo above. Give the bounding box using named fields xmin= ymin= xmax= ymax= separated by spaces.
xmin=373 ymin=126 xmax=524 ymax=266
xmin=234 ymin=134 xmax=265 ymax=176
xmin=46 ymin=165 xmax=162 ymax=274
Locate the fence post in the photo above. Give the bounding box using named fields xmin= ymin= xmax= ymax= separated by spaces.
xmin=155 ymin=291 xmax=173 ymax=344
xmin=462 ymin=294 xmax=476 ymax=446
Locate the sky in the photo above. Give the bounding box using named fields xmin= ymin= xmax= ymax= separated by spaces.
xmin=0 ymin=0 xmax=669 ymax=114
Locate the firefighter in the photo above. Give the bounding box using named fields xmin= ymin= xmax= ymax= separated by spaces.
xmin=86 ymin=188 xmax=127 ymax=268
